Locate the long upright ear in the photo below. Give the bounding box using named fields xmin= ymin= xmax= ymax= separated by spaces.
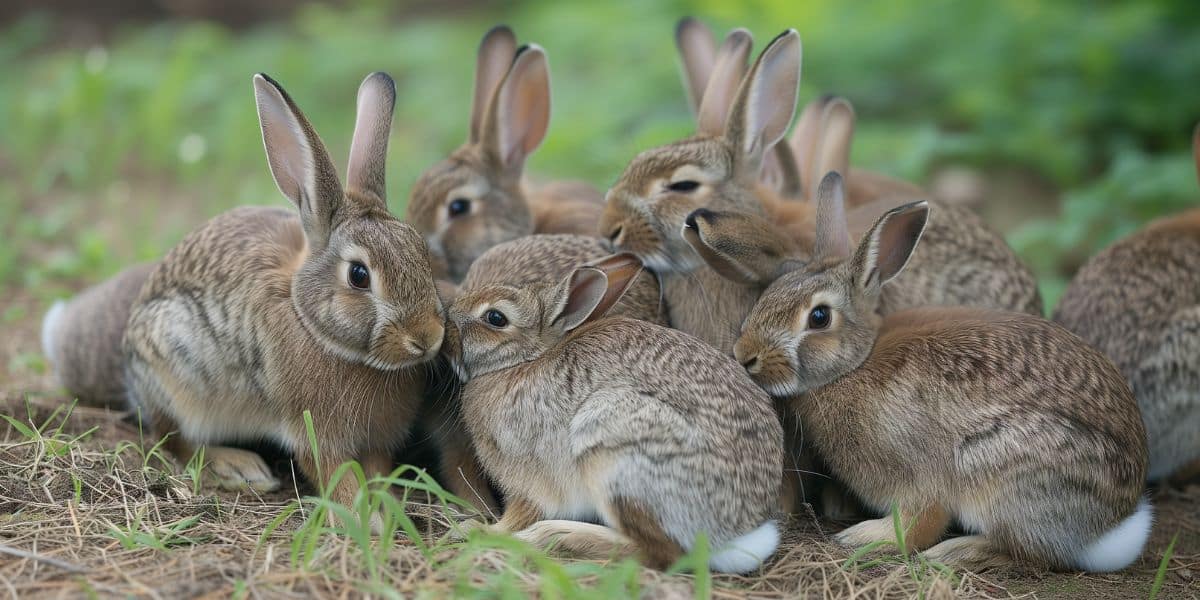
xmin=849 ymin=200 xmax=929 ymax=295
xmin=811 ymin=97 xmax=855 ymax=201
xmin=550 ymin=253 xmax=643 ymax=332
xmin=253 ymin=73 xmax=343 ymax=249
xmin=789 ymin=95 xmax=832 ymax=195
xmin=345 ymin=72 xmax=396 ymax=203
xmin=482 ymin=44 xmax=551 ymax=176
xmin=725 ymin=30 xmax=801 ymax=174
xmin=675 ymin=17 xmax=717 ymax=115
xmin=470 ymin=25 xmax=517 ymax=143
xmin=681 ymin=208 xmax=803 ymax=285
xmin=761 ymin=140 xmax=804 ymax=198
xmin=1192 ymin=122 xmax=1200 ymax=187
xmin=696 ymin=28 xmax=752 ymax=136
xmin=813 ymin=171 xmax=851 ymax=261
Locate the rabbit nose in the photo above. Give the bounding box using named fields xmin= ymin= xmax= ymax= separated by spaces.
xmin=684 ymin=208 xmax=713 ymax=231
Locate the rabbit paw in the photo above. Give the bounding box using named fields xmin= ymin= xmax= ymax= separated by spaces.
xmin=203 ymin=446 xmax=280 ymax=492
xmin=834 ymin=516 xmax=897 ymax=548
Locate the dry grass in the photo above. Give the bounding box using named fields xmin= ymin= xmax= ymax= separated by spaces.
xmin=2 ymin=291 xmax=1198 ymax=599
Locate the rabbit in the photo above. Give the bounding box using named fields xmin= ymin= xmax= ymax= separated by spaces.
xmin=417 ymin=233 xmax=668 ymax=515
xmin=442 ymin=253 xmax=783 ymax=573
xmin=673 ymin=18 xmax=923 ymax=207
xmin=690 ymin=176 xmax=1150 ymax=572
xmin=1053 ymin=124 xmax=1200 ymax=483
xmin=600 ymin=29 xmax=1041 ymax=353
xmin=42 ymin=262 xmax=157 ymax=409
xmin=122 ymin=72 xmax=447 ymax=516
xmin=406 ymin=26 xmax=604 ymax=282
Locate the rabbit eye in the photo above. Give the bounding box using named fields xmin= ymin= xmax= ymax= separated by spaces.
xmin=667 ymin=180 xmax=700 ymax=193
xmin=483 ymin=309 xmax=508 ymax=328
xmin=808 ymin=305 xmax=831 ymax=330
xmin=448 ymin=198 xmax=471 ymax=217
xmin=348 ymin=262 xmax=371 ymax=290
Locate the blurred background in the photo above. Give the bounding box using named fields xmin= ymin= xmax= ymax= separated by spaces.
xmin=3 ymin=0 xmax=1199 ymax=314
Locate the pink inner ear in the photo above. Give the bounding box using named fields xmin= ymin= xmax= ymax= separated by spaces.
xmin=875 ymin=205 xmax=928 ymax=282
xmin=496 ymin=50 xmax=550 ymax=170
xmin=255 ymin=79 xmax=312 ymax=207
xmin=558 ymin=268 xmax=608 ymax=331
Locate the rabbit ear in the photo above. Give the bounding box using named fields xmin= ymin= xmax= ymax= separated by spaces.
xmin=682 ymin=208 xmax=803 ymax=285
xmin=810 ymin=97 xmax=855 ymax=201
xmin=470 ymin=25 xmax=517 ymax=144
xmin=696 ymin=28 xmax=752 ymax=136
xmin=789 ymin=95 xmax=831 ymax=195
xmin=675 ymin=17 xmax=718 ymax=115
xmin=482 ymin=44 xmax=551 ymax=177
xmin=813 ymin=171 xmax=852 ymax=261
xmin=253 ymin=73 xmax=343 ymax=249
xmin=761 ymin=140 xmax=804 ymax=198
xmin=550 ymin=253 xmax=643 ymax=332
xmin=849 ymin=200 xmax=929 ymax=295
xmin=725 ymin=30 xmax=801 ymax=174
xmin=1192 ymin=122 xmax=1200 ymax=187
xmin=346 ymin=72 xmax=396 ymax=203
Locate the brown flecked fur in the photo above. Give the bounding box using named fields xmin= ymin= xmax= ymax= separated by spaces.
xmin=1053 ymin=126 xmax=1200 ymax=482
xmin=445 ymin=256 xmax=782 ymax=573
xmin=42 ymin=262 xmax=157 ymax=409
xmin=722 ymin=192 xmax=1149 ymax=572
xmin=602 ymin=30 xmax=1041 ymax=355
xmin=406 ymin=27 xmax=602 ymax=282
xmin=122 ymin=73 xmax=447 ymax=518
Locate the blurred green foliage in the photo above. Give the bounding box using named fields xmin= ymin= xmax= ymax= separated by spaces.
xmin=1 ymin=0 xmax=1198 ymax=308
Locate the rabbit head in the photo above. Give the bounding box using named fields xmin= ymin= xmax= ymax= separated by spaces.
xmin=675 ymin=18 xmax=803 ymax=198
xmin=602 ymin=29 xmax=801 ymax=275
xmin=687 ymin=173 xmax=928 ymax=397
xmin=407 ymin=26 xmax=552 ymax=281
xmin=254 ymin=72 xmax=444 ymax=370
xmin=445 ymin=253 xmax=642 ymax=381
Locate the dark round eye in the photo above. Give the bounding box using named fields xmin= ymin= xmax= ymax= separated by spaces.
xmin=448 ymin=198 xmax=471 ymax=217
xmin=348 ymin=262 xmax=370 ymax=290
xmin=808 ymin=305 xmax=831 ymax=329
xmin=484 ymin=309 xmax=508 ymax=328
xmin=667 ymin=180 xmax=700 ymax=193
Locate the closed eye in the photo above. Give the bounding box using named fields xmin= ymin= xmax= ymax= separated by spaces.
xmin=667 ymin=180 xmax=700 ymax=193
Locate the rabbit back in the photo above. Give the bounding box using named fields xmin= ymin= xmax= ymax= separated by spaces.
xmin=801 ymin=307 xmax=1146 ymax=569
xmin=1054 ymin=208 xmax=1200 ymax=479
xmin=462 ymin=317 xmax=782 ymax=552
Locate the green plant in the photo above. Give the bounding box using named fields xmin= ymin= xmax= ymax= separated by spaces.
xmin=107 ymin=511 xmax=205 ymax=551
xmin=1149 ymin=533 xmax=1178 ymax=600
xmin=841 ymin=504 xmax=959 ymax=595
xmin=0 ymin=399 xmax=97 ymax=469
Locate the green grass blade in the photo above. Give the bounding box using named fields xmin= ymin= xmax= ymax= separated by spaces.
xmin=1149 ymin=533 xmax=1178 ymax=600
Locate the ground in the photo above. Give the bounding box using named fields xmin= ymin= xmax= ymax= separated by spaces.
xmin=1 ymin=290 xmax=1197 ymax=598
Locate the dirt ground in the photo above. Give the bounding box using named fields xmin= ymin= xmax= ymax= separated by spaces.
xmin=1 ymin=289 xmax=1198 ymax=598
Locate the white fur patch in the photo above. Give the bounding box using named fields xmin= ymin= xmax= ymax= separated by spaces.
xmin=41 ymin=301 xmax=66 ymax=370
xmin=708 ymin=520 xmax=779 ymax=574
xmin=1076 ymin=498 xmax=1152 ymax=572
